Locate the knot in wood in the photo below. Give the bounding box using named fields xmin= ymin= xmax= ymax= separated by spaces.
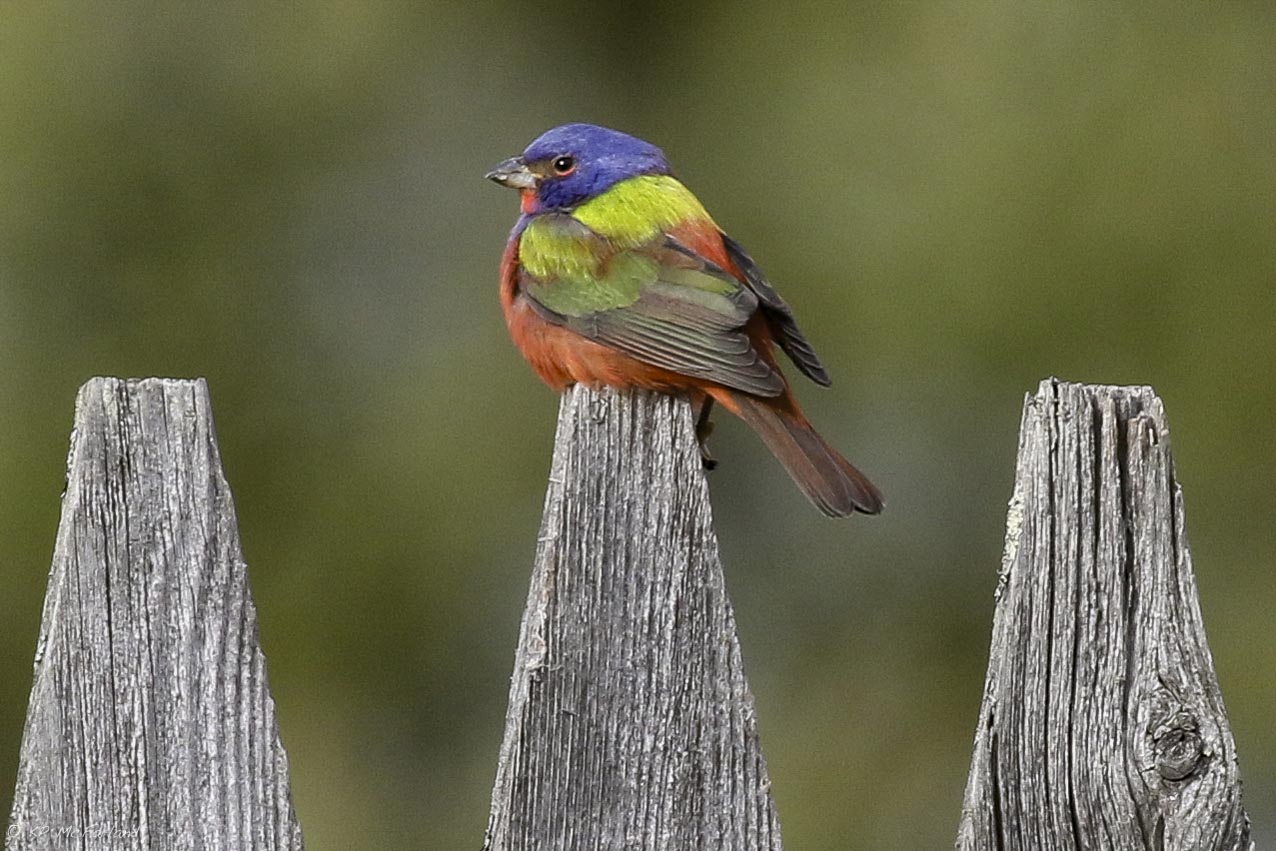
xmin=1153 ymin=716 xmax=1205 ymax=781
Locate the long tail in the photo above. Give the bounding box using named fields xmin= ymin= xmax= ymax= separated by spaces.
xmin=715 ymin=389 xmax=884 ymax=518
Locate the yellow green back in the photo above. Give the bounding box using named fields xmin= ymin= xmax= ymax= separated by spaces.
xmin=517 ymin=174 xmax=718 ymax=288
xmin=573 ymin=175 xmax=715 ymax=249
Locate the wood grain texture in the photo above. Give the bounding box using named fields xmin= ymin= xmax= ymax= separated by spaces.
xmin=483 ymin=385 xmax=782 ymax=851
xmin=6 ymin=378 xmax=303 ymax=851
xmin=957 ymin=379 xmax=1251 ymax=851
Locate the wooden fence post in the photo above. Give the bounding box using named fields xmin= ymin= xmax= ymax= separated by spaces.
xmin=483 ymin=385 xmax=782 ymax=851
xmin=957 ymin=380 xmax=1252 ymax=850
xmin=5 ymin=378 xmax=303 ymax=850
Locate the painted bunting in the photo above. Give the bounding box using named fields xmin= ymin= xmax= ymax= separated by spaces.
xmin=486 ymin=123 xmax=882 ymax=517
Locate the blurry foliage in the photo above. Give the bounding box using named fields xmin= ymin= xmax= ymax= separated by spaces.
xmin=2 ymin=1 xmax=1274 ymax=848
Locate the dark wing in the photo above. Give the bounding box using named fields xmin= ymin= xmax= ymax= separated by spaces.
xmin=721 ymin=232 xmax=831 ymax=386
xmin=521 ymin=240 xmax=784 ymax=397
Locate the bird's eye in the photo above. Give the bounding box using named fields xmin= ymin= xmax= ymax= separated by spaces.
xmin=552 ymin=156 xmax=576 ymax=175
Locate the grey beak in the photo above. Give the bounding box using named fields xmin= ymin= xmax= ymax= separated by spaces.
xmin=485 ymin=156 xmax=537 ymax=190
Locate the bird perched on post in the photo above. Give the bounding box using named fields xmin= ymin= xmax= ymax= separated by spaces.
xmin=486 ymin=123 xmax=882 ymax=517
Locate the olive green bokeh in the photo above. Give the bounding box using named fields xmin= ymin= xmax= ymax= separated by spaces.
xmin=2 ymin=2 xmax=1273 ymax=848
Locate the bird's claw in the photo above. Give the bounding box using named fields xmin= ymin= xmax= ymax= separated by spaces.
xmin=695 ymin=399 xmax=718 ymax=471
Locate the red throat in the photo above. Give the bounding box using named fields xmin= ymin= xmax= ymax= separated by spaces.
xmin=520 ymin=190 xmax=538 ymax=214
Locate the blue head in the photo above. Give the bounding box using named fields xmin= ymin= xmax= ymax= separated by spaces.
xmin=486 ymin=123 xmax=672 ymax=212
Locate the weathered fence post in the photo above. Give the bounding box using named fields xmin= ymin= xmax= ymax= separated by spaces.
xmin=6 ymin=378 xmax=303 ymax=850
xmin=483 ymin=385 xmax=782 ymax=851
xmin=957 ymin=380 xmax=1251 ymax=850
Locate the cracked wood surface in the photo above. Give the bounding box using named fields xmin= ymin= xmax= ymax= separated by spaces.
xmin=483 ymin=385 xmax=782 ymax=851
xmin=6 ymin=378 xmax=303 ymax=851
xmin=956 ymin=380 xmax=1251 ymax=851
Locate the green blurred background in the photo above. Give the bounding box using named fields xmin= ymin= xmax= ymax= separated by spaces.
xmin=2 ymin=1 xmax=1273 ymax=847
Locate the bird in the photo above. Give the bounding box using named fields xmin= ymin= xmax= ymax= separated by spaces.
xmin=486 ymin=123 xmax=882 ymax=517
